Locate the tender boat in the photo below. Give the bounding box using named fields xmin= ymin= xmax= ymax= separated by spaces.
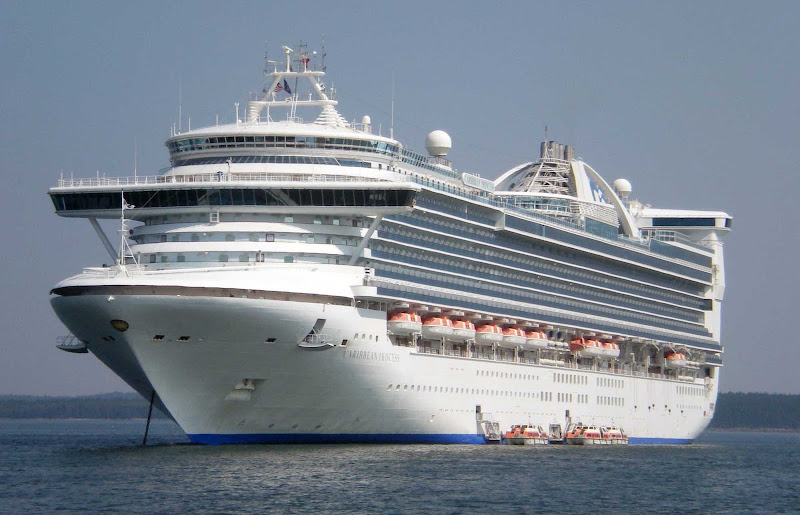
xmin=504 ymin=424 xmax=550 ymax=445
xmin=565 ymin=425 xmax=603 ymax=445
xmin=602 ymin=426 xmax=629 ymax=444
xmin=565 ymin=425 xmax=629 ymax=445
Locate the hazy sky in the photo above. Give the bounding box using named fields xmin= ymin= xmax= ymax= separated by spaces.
xmin=1 ymin=1 xmax=797 ymax=395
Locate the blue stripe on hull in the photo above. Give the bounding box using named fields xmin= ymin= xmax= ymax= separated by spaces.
xmin=188 ymin=433 xmax=693 ymax=445
xmin=188 ymin=433 xmax=487 ymax=445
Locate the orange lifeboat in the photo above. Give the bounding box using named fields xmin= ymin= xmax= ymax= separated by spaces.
xmin=504 ymin=425 xmax=523 ymax=439
xmin=500 ymin=327 xmax=527 ymax=349
xmin=420 ymin=316 xmax=454 ymax=340
xmin=523 ymin=329 xmax=548 ymax=351
xmin=474 ymin=324 xmax=504 ymax=346
xmin=505 ymin=424 xmax=550 ymax=445
xmin=664 ymin=351 xmax=687 ymax=368
xmin=602 ymin=427 xmax=628 ymax=444
xmin=601 ymin=340 xmax=620 ymax=358
xmin=566 ymin=425 xmax=604 ymax=445
xmin=571 ymin=337 xmax=603 ymax=357
xmin=387 ymin=312 xmax=422 ymax=336
xmin=569 ymin=337 xmax=586 ymax=352
xmin=450 ymin=320 xmax=476 ymax=342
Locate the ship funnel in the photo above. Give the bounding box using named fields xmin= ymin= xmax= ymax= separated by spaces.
xmin=540 ymin=141 xmax=573 ymax=160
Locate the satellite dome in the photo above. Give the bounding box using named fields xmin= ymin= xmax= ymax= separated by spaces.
xmin=612 ymin=178 xmax=632 ymax=199
xmin=361 ymin=115 xmax=371 ymax=125
xmin=425 ymin=130 xmax=452 ymax=157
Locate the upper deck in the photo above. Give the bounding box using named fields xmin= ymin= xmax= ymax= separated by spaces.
xmin=49 ymin=43 xmax=730 ymax=279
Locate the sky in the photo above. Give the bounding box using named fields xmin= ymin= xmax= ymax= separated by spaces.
xmin=0 ymin=0 xmax=797 ymax=395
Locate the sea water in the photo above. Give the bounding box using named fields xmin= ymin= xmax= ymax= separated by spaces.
xmin=0 ymin=419 xmax=797 ymax=513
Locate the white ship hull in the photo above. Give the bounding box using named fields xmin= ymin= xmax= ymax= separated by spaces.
xmin=51 ymin=267 xmax=718 ymax=445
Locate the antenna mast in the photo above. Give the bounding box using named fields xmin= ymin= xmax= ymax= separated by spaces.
xmin=178 ymin=75 xmax=182 ymax=133
xmin=117 ymin=193 xmax=140 ymax=274
xmin=321 ymin=34 xmax=327 ymax=73
xmin=390 ymin=70 xmax=395 ymax=140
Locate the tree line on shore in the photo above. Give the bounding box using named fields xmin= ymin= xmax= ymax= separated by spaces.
xmin=0 ymin=393 xmax=167 ymax=420
xmin=710 ymin=392 xmax=799 ymax=430
xmin=0 ymin=392 xmax=797 ymax=430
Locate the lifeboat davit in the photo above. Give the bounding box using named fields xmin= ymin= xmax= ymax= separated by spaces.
xmin=664 ymin=351 xmax=687 ymax=368
xmin=500 ymin=327 xmax=527 ymax=349
xmin=523 ymin=329 xmax=549 ymax=351
xmin=601 ymin=340 xmax=620 ymax=358
xmin=450 ymin=320 xmax=476 ymax=342
xmin=474 ymin=324 xmax=504 ymax=346
xmin=421 ymin=316 xmax=454 ymax=340
xmin=387 ymin=312 xmax=422 ymax=336
xmin=553 ymin=340 xmax=569 ymax=350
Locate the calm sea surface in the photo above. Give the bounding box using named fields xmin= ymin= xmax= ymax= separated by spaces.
xmin=0 ymin=419 xmax=797 ymax=514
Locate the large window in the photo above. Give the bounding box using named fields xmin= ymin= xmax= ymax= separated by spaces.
xmin=652 ymin=217 xmax=716 ymax=227
xmin=174 ymin=155 xmax=340 ymax=167
xmin=51 ymin=188 xmax=416 ymax=211
xmin=167 ymin=136 xmax=399 ymax=158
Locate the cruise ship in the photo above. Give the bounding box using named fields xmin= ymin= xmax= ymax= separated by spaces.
xmin=49 ymin=44 xmax=731 ymax=444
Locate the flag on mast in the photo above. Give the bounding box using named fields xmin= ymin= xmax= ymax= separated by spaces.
xmin=274 ymin=79 xmax=292 ymax=95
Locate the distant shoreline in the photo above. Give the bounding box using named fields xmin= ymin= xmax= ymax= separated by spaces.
xmin=0 ymin=417 xmax=163 ymax=422
xmin=0 ymin=392 xmax=797 ymax=431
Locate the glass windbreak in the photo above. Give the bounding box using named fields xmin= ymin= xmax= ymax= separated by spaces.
xmin=167 ymin=136 xmax=399 ymax=157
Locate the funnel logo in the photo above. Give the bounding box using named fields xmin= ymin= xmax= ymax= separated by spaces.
xmin=590 ymin=180 xmax=608 ymax=204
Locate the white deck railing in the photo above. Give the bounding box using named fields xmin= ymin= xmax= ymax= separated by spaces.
xmin=56 ymin=171 xmax=409 ymax=188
